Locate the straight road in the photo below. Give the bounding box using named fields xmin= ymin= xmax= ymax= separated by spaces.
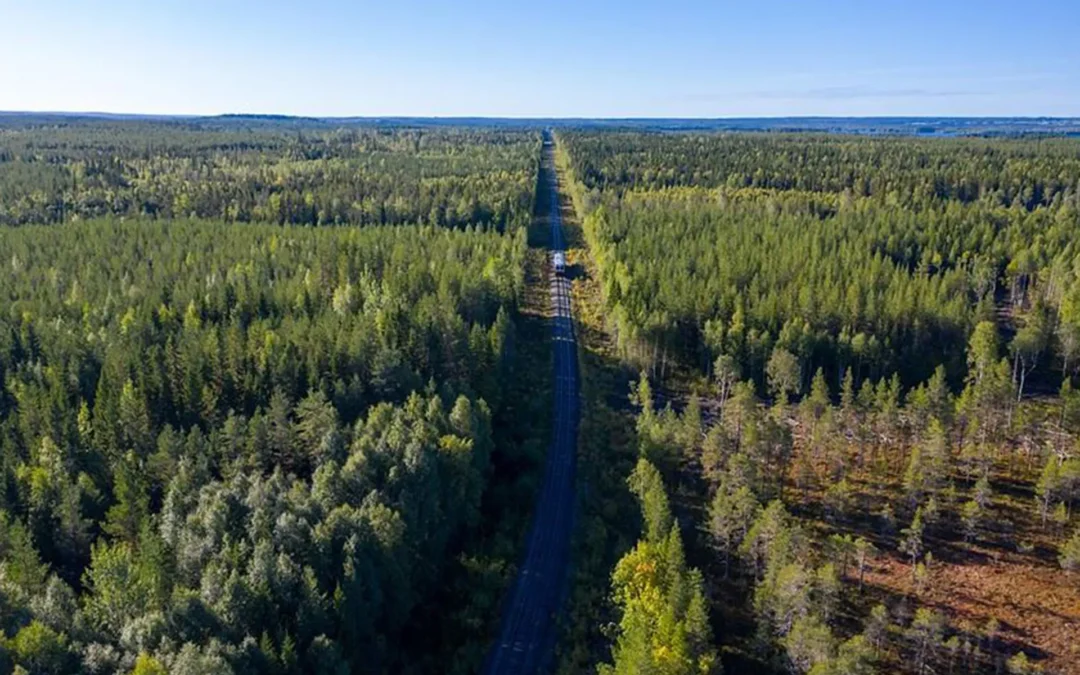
xmin=484 ymin=131 xmax=579 ymax=675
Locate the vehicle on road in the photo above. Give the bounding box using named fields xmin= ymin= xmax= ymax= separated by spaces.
xmin=553 ymin=251 xmax=565 ymax=275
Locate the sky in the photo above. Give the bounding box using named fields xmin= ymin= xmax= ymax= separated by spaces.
xmin=1 ymin=0 xmax=1078 ymax=118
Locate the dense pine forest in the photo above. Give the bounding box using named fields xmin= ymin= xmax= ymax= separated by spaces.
xmin=3 ymin=116 xmax=1080 ymax=675
xmin=558 ymin=131 xmax=1080 ymax=390
xmin=555 ymin=131 xmax=1080 ymax=675
xmin=0 ymin=120 xmax=544 ymax=674
xmin=0 ymin=120 xmax=536 ymax=230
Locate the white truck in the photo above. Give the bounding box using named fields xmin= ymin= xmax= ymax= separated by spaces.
xmin=552 ymin=251 xmax=565 ymax=275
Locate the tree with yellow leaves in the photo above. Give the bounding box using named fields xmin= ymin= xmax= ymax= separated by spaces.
xmin=600 ymin=459 xmax=720 ymax=675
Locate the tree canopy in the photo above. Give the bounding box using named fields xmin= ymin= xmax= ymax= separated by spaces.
xmin=0 ymin=121 xmax=539 ymax=674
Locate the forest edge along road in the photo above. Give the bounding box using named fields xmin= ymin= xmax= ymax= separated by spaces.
xmin=484 ymin=131 xmax=579 ymax=675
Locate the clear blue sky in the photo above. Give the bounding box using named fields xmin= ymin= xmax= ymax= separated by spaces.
xmin=2 ymin=0 xmax=1078 ymax=117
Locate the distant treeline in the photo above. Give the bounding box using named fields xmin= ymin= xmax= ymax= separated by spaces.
xmin=0 ymin=121 xmax=538 ymax=229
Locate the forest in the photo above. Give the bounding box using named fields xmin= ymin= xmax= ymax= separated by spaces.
xmin=0 ymin=120 xmax=544 ymax=674
xmin=0 ymin=120 xmax=537 ymax=230
xmin=557 ymin=131 xmax=1080 ymax=390
xmin=3 ymin=116 xmax=1080 ymax=675
xmin=555 ymin=130 xmax=1080 ymax=675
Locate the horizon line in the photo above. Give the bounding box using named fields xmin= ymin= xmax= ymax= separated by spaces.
xmin=3 ymin=110 xmax=1080 ymax=122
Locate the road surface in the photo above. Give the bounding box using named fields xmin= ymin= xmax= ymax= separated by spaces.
xmin=484 ymin=132 xmax=579 ymax=675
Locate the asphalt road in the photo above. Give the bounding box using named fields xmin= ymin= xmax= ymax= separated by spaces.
xmin=484 ymin=132 xmax=579 ymax=675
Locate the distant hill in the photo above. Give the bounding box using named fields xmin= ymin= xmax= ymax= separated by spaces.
xmin=2 ymin=111 xmax=1079 ymax=136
